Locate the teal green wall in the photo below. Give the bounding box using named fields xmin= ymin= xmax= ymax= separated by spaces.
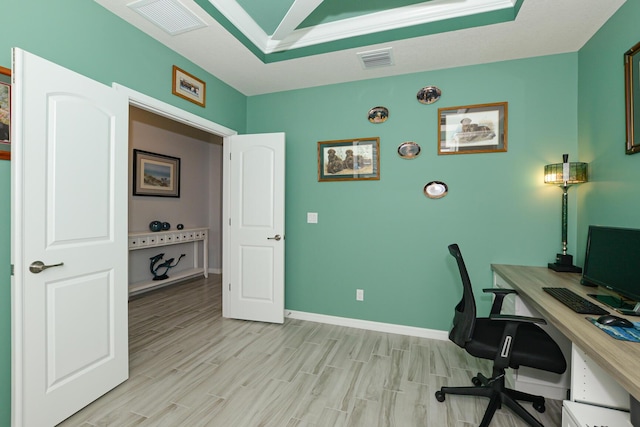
xmin=577 ymin=0 xmax=640 ymax=261
xmin=0 ymin=1 xmax=248 ymax=424
xmin=248 ymin=53 xmax=579 ymax=331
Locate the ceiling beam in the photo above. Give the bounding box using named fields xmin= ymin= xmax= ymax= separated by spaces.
xmin=271 ymin=0 xmax=324 ymax=41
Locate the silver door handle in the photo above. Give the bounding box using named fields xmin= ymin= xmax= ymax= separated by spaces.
xmin=29 ymin=261 xmax=64 ymax=274
xmin=267 ymin=234 xmax=282 ymax=241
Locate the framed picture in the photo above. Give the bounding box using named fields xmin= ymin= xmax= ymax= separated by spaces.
xmin=438 ymin=102 xmax=508 ymax=155
xmin=625 ymin=41 xmax=640 ymax=155
xmin=133 ymin=149 xmax=181 ymax=197
xmin=0 ymin=65 xmax=11 ymax=161
xmin=172 ymin=65 xmax=206 ymax=107
xmin=318 ymin=137 xmax=380 ymax=182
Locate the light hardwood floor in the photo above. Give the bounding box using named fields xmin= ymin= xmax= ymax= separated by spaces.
xmin=58 ymin=275 xmax=562 ymax=426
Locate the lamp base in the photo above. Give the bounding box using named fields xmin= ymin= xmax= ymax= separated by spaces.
xmin=548 ymin=253 xmax=582 ymax=273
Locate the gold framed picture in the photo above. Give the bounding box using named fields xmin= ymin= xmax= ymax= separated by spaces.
xmin=172 ymin=65 xmax=206 ymax=107
xmin=625 ymin=41 xmax=640 ymax=154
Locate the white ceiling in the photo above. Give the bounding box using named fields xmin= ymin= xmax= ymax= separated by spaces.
xmin=96 ymin=0 xmax=626 ymax=96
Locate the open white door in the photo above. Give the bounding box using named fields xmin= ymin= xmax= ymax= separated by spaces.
xmin=11 ymin=49 xmax=129 ymax=426
xmin=224 ymin=133 xmax=285 ymax=323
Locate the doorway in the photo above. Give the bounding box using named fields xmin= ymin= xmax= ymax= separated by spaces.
xmin=128 ymin=105 xmax=224 ymax=289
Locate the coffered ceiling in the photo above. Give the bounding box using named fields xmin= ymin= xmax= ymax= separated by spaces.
xmin=95 ymin=0 xmax=626 ymax=95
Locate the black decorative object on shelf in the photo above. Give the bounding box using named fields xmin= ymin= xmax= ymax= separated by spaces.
xmin=149 ymin=220 xmax=162 ymax=232
xmin=161 ymin=222 xmax=170 ymax=230
xmin=149 ymin=253 xmax=185 ymax=281
xmin=177 ymin=224 xmax=184 ymax=230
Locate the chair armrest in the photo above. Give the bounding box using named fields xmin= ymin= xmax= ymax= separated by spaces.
xmin=489 ymin=313 xmax=547 ymax=326
xmin=489 ymin=314 xmax=547 ymax=369
xmin=483 ymin=288 xmax=518 ymax=315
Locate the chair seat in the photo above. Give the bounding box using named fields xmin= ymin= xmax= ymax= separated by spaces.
xmin=466 ymin=318 xmax=567 ymax=374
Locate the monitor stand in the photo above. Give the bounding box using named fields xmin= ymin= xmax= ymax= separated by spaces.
xmin=587 ymin=294 xmax=640 ymax=316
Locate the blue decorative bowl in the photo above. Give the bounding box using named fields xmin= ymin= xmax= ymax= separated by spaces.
xmin=177 ymin=224 xmax=184 ymax=230
xmin=161 ymin=222 xmax=171 ymax=231
xmin=149 ymin=221 xmax=162 ymax=232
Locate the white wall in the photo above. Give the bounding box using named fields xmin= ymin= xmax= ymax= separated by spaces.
xmin=128 ymin=107 xmax=223 ymax=284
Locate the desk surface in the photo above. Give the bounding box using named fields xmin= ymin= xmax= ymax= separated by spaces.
xmin=492 ymin=264 xmax=640 ymax=402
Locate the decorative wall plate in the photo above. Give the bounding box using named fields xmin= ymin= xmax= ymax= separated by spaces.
xmin=424 ymin=181 xmax=448 ymax=199
xmin=368 ymin=106 xmax=389 ymax=123
xmin=417 ymin=86 xmax=442 ymax=104
xmin=398 ymin=141 xmax=421 ymax=159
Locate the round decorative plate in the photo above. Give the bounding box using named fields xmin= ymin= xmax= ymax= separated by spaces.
xmin=398 ymin=141 xmax=421 ymax=159
xmin=368 ymin=106 xmax=389 ymax=123
xmin=424 ymin=181 xmax=448 ymax=199
xmin=416 ymin=86 xmax=442 ymax=105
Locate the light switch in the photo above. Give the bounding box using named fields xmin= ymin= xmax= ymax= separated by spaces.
xmin=307 ymin=212 xmax=318 ymax=224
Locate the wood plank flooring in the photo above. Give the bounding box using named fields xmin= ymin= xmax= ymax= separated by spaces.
xmin=58 ymin=276 xmax=561 ymax=426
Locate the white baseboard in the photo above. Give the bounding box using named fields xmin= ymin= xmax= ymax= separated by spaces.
xmin=208 ymin=268 xmax=222 ymax=274
xmin=285 ymin=310 xmax=449 ymax=341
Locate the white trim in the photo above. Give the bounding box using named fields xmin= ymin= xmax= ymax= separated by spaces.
xmin=271 ymin=0 xmax=324 ymax=41
xmin=207 ymin=0 xmax=270 ymax=51
xmin=210 ymin=0 xmax=514 ymax=54
xmin=208 ymin=267 xmax=222 ymax=274
xmin=112 ymin=84 xmax=237 ymax=137
xmin=268 ymin=0 xmax=514 ymax=53
xmin=286 ymin=310 xmax=450 ymax=341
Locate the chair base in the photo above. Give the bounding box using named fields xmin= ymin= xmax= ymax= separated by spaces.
xmin=435 ymin=370 xmax=545 ymax=427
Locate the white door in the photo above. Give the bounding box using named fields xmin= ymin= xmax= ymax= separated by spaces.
xmin=11 ymin=49 xmax=128 ymax=427
xmin=224 ymin=133 xmax=285 ymax=323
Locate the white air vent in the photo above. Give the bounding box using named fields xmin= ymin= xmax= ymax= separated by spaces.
xmin=128 ymin=0 xmax=206 ymax=35
xmin=357 ymin=48 xmax=394 ymax=69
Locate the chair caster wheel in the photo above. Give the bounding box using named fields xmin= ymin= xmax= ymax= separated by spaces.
xmin=533 ymin=402 xmax=545 ymax=413
xmin=435 ymin=391 xmax=446 ymax=402
xmin=471 ymin=376 xmax=482 ymax=386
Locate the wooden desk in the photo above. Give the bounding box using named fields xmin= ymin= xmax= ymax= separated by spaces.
xmin=491 ymin=264 xmax=640 ymax=402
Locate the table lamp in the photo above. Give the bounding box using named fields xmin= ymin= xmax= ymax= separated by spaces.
xmin=544 ymin=154 xmax=588 ymax=273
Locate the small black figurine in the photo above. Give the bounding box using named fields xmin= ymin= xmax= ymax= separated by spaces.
xmin=149 ymin=253 xmax=185 ymax=281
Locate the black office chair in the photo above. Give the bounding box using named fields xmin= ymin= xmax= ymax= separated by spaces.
xmin=435 ymin=244 xmax=567 ymax=427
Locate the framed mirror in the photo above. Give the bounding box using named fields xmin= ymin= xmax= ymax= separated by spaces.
xmin=625 ymin=41 xmax=640 ymax=155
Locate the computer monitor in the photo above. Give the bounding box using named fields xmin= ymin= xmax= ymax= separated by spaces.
xmin=581 ymin=225 xmax=640 ymax=315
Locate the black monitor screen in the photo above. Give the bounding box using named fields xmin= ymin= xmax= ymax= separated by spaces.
xmin=582 ymin=225 xmax=640 ymax=303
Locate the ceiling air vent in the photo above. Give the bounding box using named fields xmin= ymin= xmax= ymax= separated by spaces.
xmin=128 ymin=0 xmax=207 ymax=36
xmin=357 ymin=48 xmax=394 ymax=70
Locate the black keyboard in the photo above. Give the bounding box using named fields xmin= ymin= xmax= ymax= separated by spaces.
xmin=543 ymin=287 xmax=609 ymax=315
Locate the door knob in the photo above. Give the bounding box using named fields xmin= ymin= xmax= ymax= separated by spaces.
xmin=29 ymin=261 xmax=64 ymax=274
xmin=267 ymin=234 xmax=282 ymax=241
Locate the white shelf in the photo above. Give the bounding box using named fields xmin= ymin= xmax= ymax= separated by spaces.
xmin=128 ymin=227 xmax=208 ymax=295
xmin=129 ymin=268 xmax=204 ymax=296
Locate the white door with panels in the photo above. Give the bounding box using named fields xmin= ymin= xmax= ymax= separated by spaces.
xmin=11 ymin=50 xmax=287 ymax=426
xmin=225 ymin=133 xmax=285 ymax=324
xmin=11 ymin=49 xmax=129 ymax=427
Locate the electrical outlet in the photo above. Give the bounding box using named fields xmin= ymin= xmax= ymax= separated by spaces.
xmin=356 ymin=289 xmax=364 ymax=301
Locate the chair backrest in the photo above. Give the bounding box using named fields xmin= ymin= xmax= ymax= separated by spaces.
xmin=448 ymin=244 xmax=477 ymax=348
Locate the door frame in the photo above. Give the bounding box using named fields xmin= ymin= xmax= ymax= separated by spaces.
xmin=113 ymin=84 xmax=236 ymax=317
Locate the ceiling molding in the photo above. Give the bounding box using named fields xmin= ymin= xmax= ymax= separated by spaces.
xmin=206 ymin=0 xmax=270 ymax=51
xmin=208 ymin=0 xmax=517 ymax=55
xmin=271 ymin=0 xmax=324 ymax=41
xmin=265 ymin=0 xmax=516 ymax=53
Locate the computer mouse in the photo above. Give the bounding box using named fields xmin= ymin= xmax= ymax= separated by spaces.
xmin=597 ymin=314 xmax=635 ymax=328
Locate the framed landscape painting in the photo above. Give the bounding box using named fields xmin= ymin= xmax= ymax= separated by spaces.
xmin=133 ymin=149 xmax=181 ymax=197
